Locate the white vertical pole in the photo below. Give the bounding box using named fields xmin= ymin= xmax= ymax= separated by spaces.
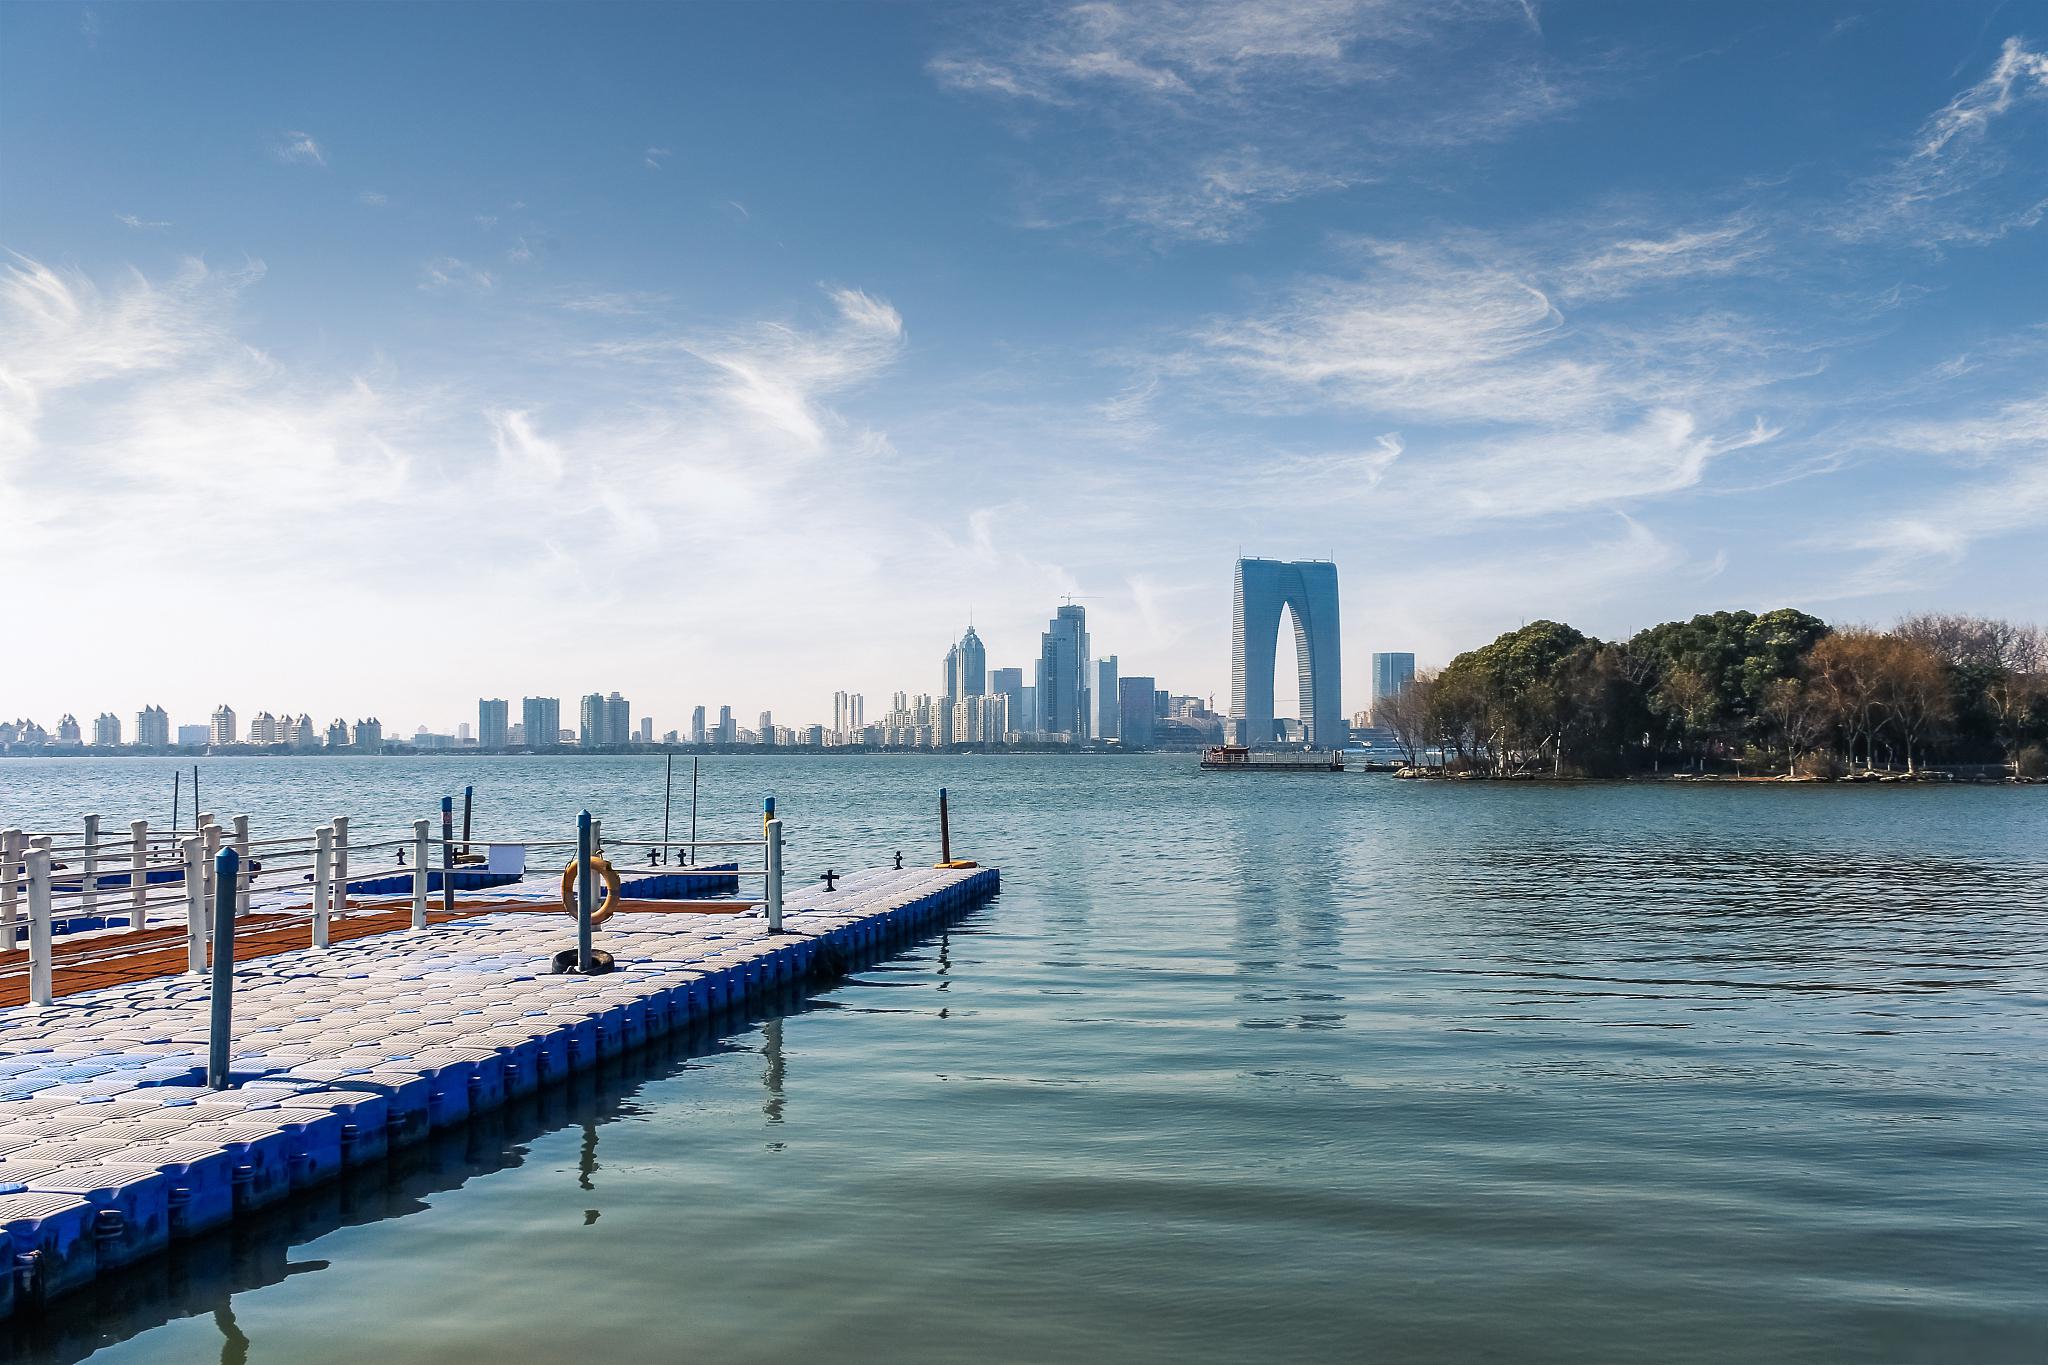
xmin=591 ymin=818 xmax=602 ymax=856
xmin=81 ymin=815 xmax=100 ymax=918
xmin=313 ymin=826 xmax=333 ymax=948
xmin=232 ymin=815 xmax=251 ymax=918
xmin=202 ymin=822 xmax=221 ymax=934
xmin=411 ymin=819 xmax=430 ymax=929
xmin=765 ymin=818 xmax=784 ymax=933
xmin=1 ymin=828 xmax=20 ymax=951
xmin=183 ymin=835 xmax=206 ymax=972
xmin=27 ymin=847 xmax=54 ymax=1006
xmin=331 ymin=815 xmax=349 ymax=917
xmin=129 ymin=819 xmax=149 ymax=930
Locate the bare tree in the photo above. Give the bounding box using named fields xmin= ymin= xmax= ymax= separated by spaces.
xmin=1808 ymin=629 xmax=1891 ymax=769
xmin=1376 ymin=673 xmax=1433 ymax=767
xmin=1880 ymin=636 xmax=1952 ymax=773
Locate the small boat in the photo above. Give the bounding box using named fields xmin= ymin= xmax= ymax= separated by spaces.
xmin=1200 ymin=745 xmax=1344 ymax=771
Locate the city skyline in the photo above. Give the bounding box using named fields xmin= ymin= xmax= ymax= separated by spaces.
xmin=6 ymin=5 xmax=2046 ymax=725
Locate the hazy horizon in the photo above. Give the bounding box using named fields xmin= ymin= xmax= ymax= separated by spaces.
xmin=5 ymin=2 xmax=2044 ymax=731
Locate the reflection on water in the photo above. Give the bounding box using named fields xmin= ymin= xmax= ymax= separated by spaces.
xmin=2 ymin=757 xmax=2044 ymax=1365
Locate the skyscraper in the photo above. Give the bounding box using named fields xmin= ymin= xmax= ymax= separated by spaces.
xmin=1096 ymin=655 xmax=1120 ymax=740
xmin=1229 ymin=558 xmax=1343 ymax=748
xmin=942 ymin=642 xmax=959 ymax=704
xmin=522 ymin=697 xmax=560 ymax=750
xmin=717 ymin=706 xmax=735 ymax=745
xmin=603 ymin=692 xmax=631 ymax=747
xmin=1038 ymin=604 xmax=1087 ymax=741
xmin=210 ymin=704 xmax=237 ymax=746
xmin=579 ymin=693 xmax=604 ymax=746
xmin=954 ymin=625 xmax=986 ymax=699
xmin=1370 ymin=653 xmax=1417 ymax=723
xmin=135 ymin=705 xmax=169 ymax=747
xmin=690 ymin=705 xmax=707 ymax=745
xmin=479 ymin=698 xmax=510 ymax=750
xmin=1118 ymin=676 xmax=1157 ymax=749
xmin=758 ymin=710 xmax=774 ymax=745
xmin=92 ymin=712 xmax=121 ymax=746
xmin=990 ymin=667 xmax=1024 ymax=740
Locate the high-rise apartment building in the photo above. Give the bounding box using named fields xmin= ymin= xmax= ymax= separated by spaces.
xmin=1119 ymin=677 xmax=1157 ymax=749
xmin=1370 ymin=652 xmax=1417 ymax=723
xmin=717 ymin=706 xmax=735 ymax=745
xmin=990 ymin=668 xmax=1025 ymax=740
xmin=324 ymin=718 xmax=349 ymax=748
xmin=209 ymin=704 xmax=237 ymax=746
xmin=690 ymin=705 xmax=707 ymax=745
xmin=522 ymin=697 xmax=560 ymax=750
xmin=603 ymin=692 xmax=631 ymax=747
xmin=758 ymin=711 xmax=774 ymax=745
xmin=350 ymin=718 xmax=383 ymax=750
xmin=1038 ymin=604 xmax=1088 ymax=741
xmin=1096 ymin=655 xmax=1120 ymax=740
xmin=579 ymin=693 xmax=604 ymax=746
xmin=479 ymin=699 xmax=510 ymax=749
xmin=92 ymin=712 xmax=121 ymax=746
xmin=247 ymin=711 xmax=279 ymax=745
xmin=287 ymin=713 xmax=318 ymax=750
xmin=178 ymin=724 xmax=209 ymax=746
xmin=136 ymin=705 xmax=169 ymax=747
xmin=638 ymin=717 xmax=653 ymax=744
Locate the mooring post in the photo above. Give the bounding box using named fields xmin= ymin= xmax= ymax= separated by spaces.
xmin=183 ymin=836 xmax=206 ymax=972
xmin=762 ymin=795 xmax=775 ymax=840
xmin=576 ymin=810 xmax=595 ymax=973
xmin=462 ymin=784 xmax=473 ymax=858
xmin=129 ymin=819 xmax=149 ymax=930
xmin=939 ymin=787 xmax=952 ymax=865
xmin=207 ymin=845 xmax=239 ymax=1089
xmin=313 ymin=826 xmax=333 ymax=948
xmin=440 ymin=795 xmax=455 ymax=916
xmin=331 ymin=815 xmax=350 ymax=916
xmin=232 ymin=815 xmax=251 ymax=918
xmin=411 ymin=819 xmax=430 ymax=929
xmin=81 ymin=814 xmax=100 ymax=919
xmin=26 ymin=846 xmax=53 ymax=1006
xmin=765 ymin=817 xmax=784 ymax=933
xmin=2 ymin=827 xmax=21 ymax=951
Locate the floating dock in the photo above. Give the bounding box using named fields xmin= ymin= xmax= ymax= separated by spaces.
xmin=0 ymin=861 xmax=998 ymax=1319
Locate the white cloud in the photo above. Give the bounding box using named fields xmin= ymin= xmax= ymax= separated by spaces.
xmin=358 ymin=190 xmax=389 ymax=207
xmin=933 ymin=0 xmax=1574 ymax=241
xmin=115 ymin=213 xmax=172 ymax=230
xmin=644 ymin=146 xmax=672 ymax=170
xmin=276 ymin=130 xmax=327 ymax=167
xmin=1842 ymin=36 xmax=2048 ymax=245
xmin=418 ymin=257 xmax=497 ymax=293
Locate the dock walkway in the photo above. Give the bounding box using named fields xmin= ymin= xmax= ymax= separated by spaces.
xmin=0 ymin=862 xmax=998 ymax=1319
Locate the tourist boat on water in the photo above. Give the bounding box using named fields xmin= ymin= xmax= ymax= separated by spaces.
xmin=1200 ymin=745 xmax=1345 ymax=771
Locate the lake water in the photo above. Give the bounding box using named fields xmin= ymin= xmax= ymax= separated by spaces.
xmin=4 ymin=755 xmax=2046 ymax=1363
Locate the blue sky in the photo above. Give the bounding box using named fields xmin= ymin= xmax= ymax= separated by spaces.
xmin=3 ymin=1 xmax=2045 ymax=733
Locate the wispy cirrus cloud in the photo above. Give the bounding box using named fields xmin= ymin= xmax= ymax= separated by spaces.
xmin=644 ymin=146 xmax=672 ymax=170
xmin=1840 ymin=36 xmax=2048 ymax=246
xmin=275 ymin=130 xmax=327 ymax=167
xmin=932 ymin=0 xmax=1576 ymax=242
xmin=418 ymin=257 xmax=497 ymax=293
xmin=115 ymin=213 xmax=172 ymax=231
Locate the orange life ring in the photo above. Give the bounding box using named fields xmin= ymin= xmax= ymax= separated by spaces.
xmin=560 ymin=856 xmax=623 ymax=926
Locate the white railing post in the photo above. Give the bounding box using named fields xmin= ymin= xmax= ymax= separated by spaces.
xmin=183 ymin=835 xmax=207 ymax=972
xmin=27 ymin=846 xmax=54 ymax=1006
xmin=765 ymin=818 xmax=784 ymax=933
xmin=331 ymin=815 xmax=349 ymax=917
xmin=1 ymin=828 xmax=20 ymax=951
xmin=232 ymin=815 xmax=251 ymax=917
xmin=201 ymin=821 xmax=221 ymax=933
xmin=313 ymin=826 xmax=333 ymax=948
xmin=130 ymin=819 xmax=149 ymax=930
xmin=412 ymin=819 xmax=430 ymax=929
xmin=81 ymin=814 xmax=100 ymax=919
xmin=591 ymin=818 xmax=602 ymax=856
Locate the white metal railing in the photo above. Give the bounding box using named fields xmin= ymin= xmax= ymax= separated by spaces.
xmin=4 ymin=806 xmax=787 ymax=1006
